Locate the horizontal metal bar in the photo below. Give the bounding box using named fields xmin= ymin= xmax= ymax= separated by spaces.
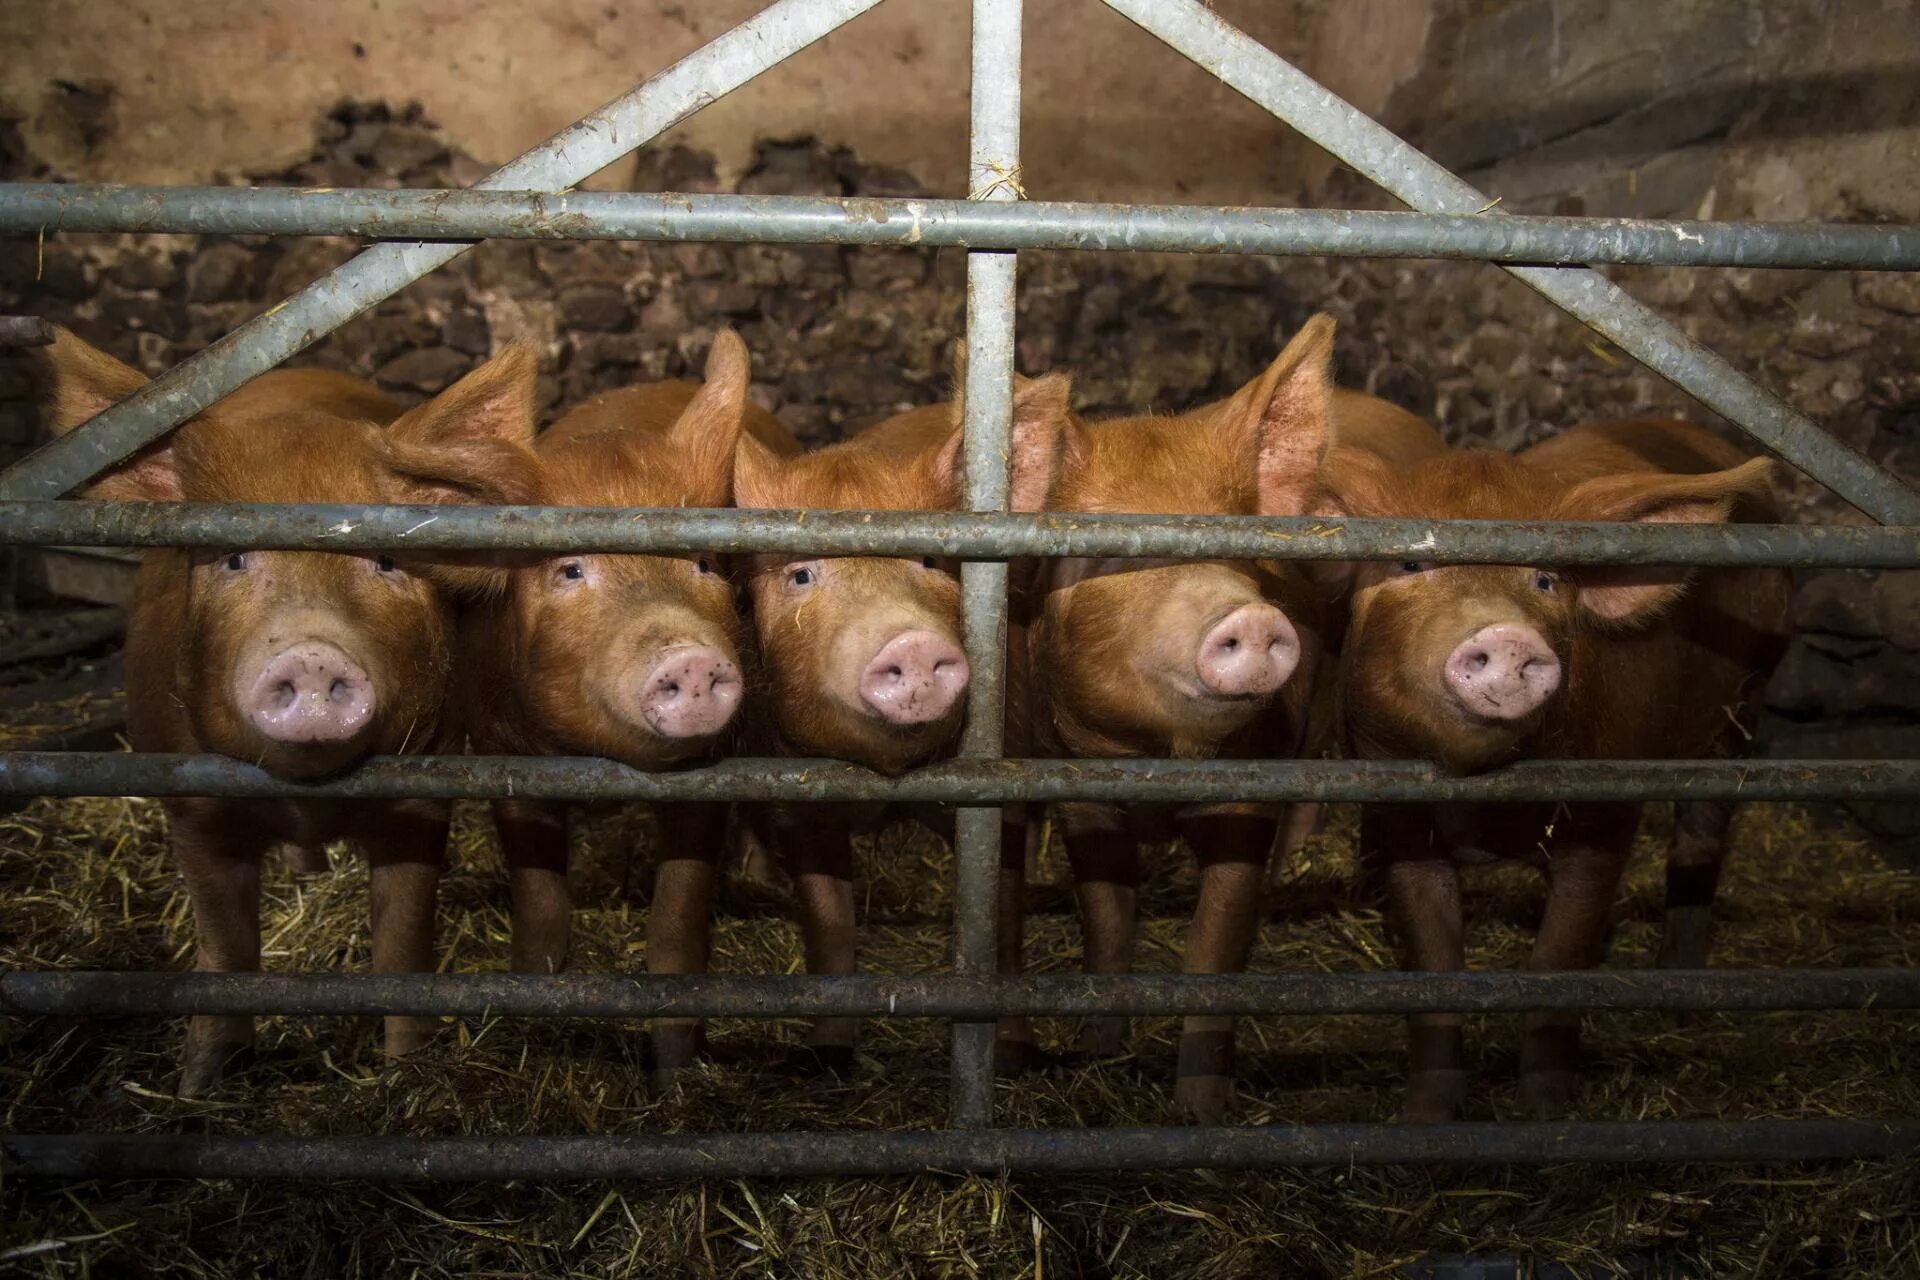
xmin=9 ymin=970 xmax=1919 ymax=1020
xmin=0 ymin=315 xmax=55 ymax=348
xmin=1101 ymin=0 xmax=1920 ymax=529
xmin=0 ymin=0 xmax=885 ymax=504
xmin=4 ymin=754 xmax=1915 ymax=803
xmin=7 ymin=184 xmax=1920 ymax=270
xmin=8 ymin=1122 xmax=1917 ymax=1180
xmin=2 ymin=502 xmax=1913 ymax=567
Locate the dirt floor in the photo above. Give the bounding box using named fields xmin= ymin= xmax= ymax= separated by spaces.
xmin=3 ymin=791 xmax=1918 ymax=1277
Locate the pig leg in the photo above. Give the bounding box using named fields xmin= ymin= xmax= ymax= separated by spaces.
xmin=647 ymin=801 xmax=728 ymax=1088
xmin=171 ymin=800 xmax=266 ymax=1097
xmin=1173 ymin=806 xmax=1278 ymax=1123
xmin=1267 ymin=802 xmax=1323 ymax=893
xmin=1062 ymin=802 xmax=1140 ymax=1058
xmin=785 ymin=816 xmax=860 ymax=1076
xmin=1520 ymin=815 xmax=1636 ymax=1119
xmin=493 ymin=799 xmax=571 ymax=974
xmin=363 ymin=800 xmax=451 ymax=1061
xmin=1657 ymin=799 xmax=1735 ymax=970
xmin=1365 ymin=805 xmax=1469 ymax=1123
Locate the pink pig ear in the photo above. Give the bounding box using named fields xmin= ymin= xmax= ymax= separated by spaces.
xmin=1222 ymin=314 xmax=1336 ymax=518
xmin=937 ymin=367 xmax=1074 ymax=511
xmin=1301 ymin=443 xmax=1399 ymax=589
xmin=1558 ymin=456 xmax=1776 ymax=627
xmin=381 ymin=345 xmax=544 ymax=507
xmin=34 ymin=327 xmax=184 ymax=502
xmin=667 ymin=329 xmax=752 ymax=507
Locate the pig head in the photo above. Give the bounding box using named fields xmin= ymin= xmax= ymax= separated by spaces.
xmin=731 ymin=372 xmax=1069 ymax=774
xmin=38 ymin=328 xmax=543 ymax=780
xmin=461 ymin=331 xmax=759 ymax=770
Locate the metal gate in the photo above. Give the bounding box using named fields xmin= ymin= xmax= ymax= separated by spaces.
xmin=3 ymin=0 xmax=1920 ymax=1180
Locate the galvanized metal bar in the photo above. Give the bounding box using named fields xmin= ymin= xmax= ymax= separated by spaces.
xmin=4 ymin=501 xmax=1914 ymax=567
xmin=6 ymin=184 xmax=1920 ymax=269
xmin=5 ymin=753 xmax=1916 ymax=804
xmin=1099 ymin=0 xmax=1920 ymax=529
xmin=10 ymin=969 xmax=1920 ymax=1020
xmin=8 ymin=1122 xmax=1918 ymax=1181
xmin=0 ymin=315 xmax=54 ymax=348
xmin=949 ymin=0 xmax=1025 ymax=1132
xmin=0 ymin=0 xmax=886 ymax=503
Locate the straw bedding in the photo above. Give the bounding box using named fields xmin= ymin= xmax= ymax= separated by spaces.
xmin=3 ymin=794 xmax=1917 ymax=1277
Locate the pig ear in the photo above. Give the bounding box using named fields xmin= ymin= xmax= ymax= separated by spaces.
xmin=381 ymin=345 xmax=544 ymax=507
xmin=665 ymin=329 xmax=752 ymax=506
xmin=1223 ymin=314 xmax=1335 ymax=517
xmin=1303 ymin=443 xmax=1400 ymax=589
xmin=1559 ymin=457 xmax=1776 ymax=627
xmin=939 ymin=370 xmax=1075 ymax=511
xmin=34 ymin=327 xmax=184 ymax=502
xmin=732 ymin=425 xmax=787 ymax=510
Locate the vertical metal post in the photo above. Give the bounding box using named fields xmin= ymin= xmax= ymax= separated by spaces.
xmin=950 ymin=0 xmax=1023 ymax=1130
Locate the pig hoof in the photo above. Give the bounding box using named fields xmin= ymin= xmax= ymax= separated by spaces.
xmin=1076 ymin=1018 xmax=1130 ymax=1059
xmin=178 ymin=1040 xmax=254 ymax=1097
xmin=649 ymin=1024 xmax=707 ymax=1077
xmin=273 ymin=841 xmax=332 ymax=875
xmin=1656 ymin=907 xmax=1714 ymax=969
xmin=1397 ymin=1069 xmax=1469 ymax=1123
xmin=382 ymin=1019 xmax=437 ymax=1060
xmin=786 ymin=1044 xmax=855 ymax=1079
xmin=1521 ymin=1069 xmax=1576 ymax=1119
xmin=994 ymin=1037 xmax=1045 ymax=1075
xmin=1174 ymin=1074 xmax=1235 ymax=1124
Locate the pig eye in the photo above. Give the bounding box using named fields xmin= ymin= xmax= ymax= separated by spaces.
xmin=561 ymin=561 xmax=585 ymax=581
xmin=921 ymin=556 xmax=939 ymax=570
xmin=1534 ymin=571 xmax=1557 ymax=593
xmin=224 ymin=553 xmax=246 ymax=572
xmin=695 ymin=556 xmax=715 ymax=575
xmin=1396 ymin=560 xmax=1430 ymax=576
xmin=375 ymin=554 xmax=396 ymax=574
xmin=790 ymin=567 xmax=814 ymax=587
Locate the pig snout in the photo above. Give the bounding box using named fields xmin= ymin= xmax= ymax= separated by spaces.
xmin=1444 ymin=624 xmax=1562 ymax=721
xmin=1195 ymin=603 xmax=1300 ymax=698
xmin=639 ymin=646 xmax=743 ymax=739
xmin=243 ymin=642 xmax=375 ymax=744
xmin=858 ymin=629 xmax=969 ymax=725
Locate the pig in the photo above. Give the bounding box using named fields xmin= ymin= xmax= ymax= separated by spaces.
xmin=720 ymin=368 xmax=1070 ymax=1077
xmin=1318 ymin=418 xmax=1791 ymax=1121
xmin=1022 ymin=313 xmax=1445 ymax=1121
xmin=35 ymin=328 xmax=544 ymax=1095
xmin=453 ymin=333 xmax=799 ymax=1078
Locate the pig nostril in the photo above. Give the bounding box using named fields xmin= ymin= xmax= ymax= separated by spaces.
xmin=886 ymin=665 xmax=903 ymax=679
xmin=1468 ymin=651 xmax=1489 ymax=672
xmin=1223 ymin=637 xmax=1239 ymax=651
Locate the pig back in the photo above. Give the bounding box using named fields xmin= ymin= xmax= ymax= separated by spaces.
xmin=1329 ymin=390 xmax=1446 ymax=467
xmin=1529 ymin=420 xmax=1791 ymax=760
xmin=540 ymin=382 xmax=801 ymax=459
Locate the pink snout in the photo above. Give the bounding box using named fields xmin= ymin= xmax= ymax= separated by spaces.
xmin=244 ymin=642 xmax=375 ymax=745
xmin=1196 ymin=603 xmax=1300 ymax=698
xmin=859 ymin=629 xmax=970 ymax=725
xmin=639 ymin=646 xmax=743 ymax=739
xmin=1444 ymin=623 xmax=1563 ymax=721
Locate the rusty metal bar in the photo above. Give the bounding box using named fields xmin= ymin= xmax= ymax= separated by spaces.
xmin=10 ymin=969 xmax=1920 ymax=1020
xmin=0 ymin=0 xmax=886 ymax=504
xmin=3 ymin=502 xmax=1913 ymax=567
xmin=10 ymin=185 xmax=1920 ymax=270
xmin=949 ymin=0 xmax=1024 ymax=1132
xmin=4 ymin=753 xmax=1916 ymax=803
xmin=1099 ymin=0 xmax=1920 ymax=529
xmin=8 ymin=1122 xmax=1918 ymax=1181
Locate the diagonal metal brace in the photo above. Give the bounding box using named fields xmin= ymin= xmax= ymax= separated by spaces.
xmin=0 ymin=0 xmax=886 ymax=503
xmin=1100 ymin=0 xmax=1920 ymax=528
